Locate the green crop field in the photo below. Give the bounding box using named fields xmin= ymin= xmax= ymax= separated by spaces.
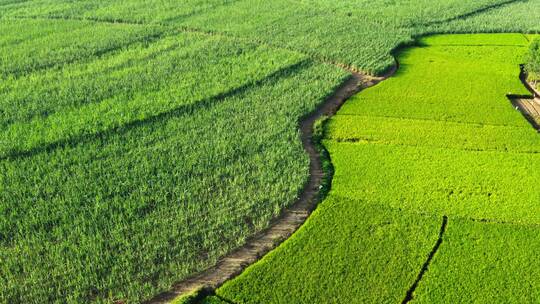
xmin=1 ymin=1 xmax=540 ymax=303
xmin=211 ymin=34 xmax=540 ymax=303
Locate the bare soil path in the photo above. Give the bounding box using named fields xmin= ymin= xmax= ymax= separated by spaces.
xmin=147 ymin=65 xmax=397 ymax=304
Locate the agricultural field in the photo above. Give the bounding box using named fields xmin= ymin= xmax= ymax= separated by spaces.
xmin=1 ymin=0 xmax=540 ymax=303
xmin=210 ymin=34 xmax=540 ymax=303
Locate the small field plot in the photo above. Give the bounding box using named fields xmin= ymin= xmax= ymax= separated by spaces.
xmin=328 ymin=142 xmax=540 ymax=224
xmin=337 ymin=34 xmax=531 ymax=126
xmin=216 ymin=196 xmax=442 ymax=304
xmin=413 ymin=219 xmax=540 ymax=303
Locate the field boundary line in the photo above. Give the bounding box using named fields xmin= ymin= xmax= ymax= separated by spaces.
xmin=4 ymin=15 xmax=383 ymax=75
xmin=330 ymin=137 xmax=540 ymax=155
xmin=145 ymin=63 xmax=397 ymax=304
xmin=401 ymin=215 xmax=448 ymax=304
xmin=414 ymin=0 xmax=528 ymax=28
xmin=334 ymin=113 xmax=530 ymax=129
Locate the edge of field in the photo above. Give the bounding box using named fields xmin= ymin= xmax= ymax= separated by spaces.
xmin=145 ymin=61 xmax=398 ymax=304
xmin=161 ymin=32 xmax=540 ymax=304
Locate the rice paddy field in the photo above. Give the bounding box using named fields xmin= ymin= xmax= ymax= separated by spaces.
xmin=1 ymin=1 xmax=540 ymax=304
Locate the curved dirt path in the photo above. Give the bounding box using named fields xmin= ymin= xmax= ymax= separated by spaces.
xmin=147 ymin=64 xmax=397 ymax=303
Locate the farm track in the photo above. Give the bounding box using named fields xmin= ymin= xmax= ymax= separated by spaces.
xmin=146 ymin=64 xmax=397 ymax=304
xmin=509 ymin=65 xmax=540 ymax=130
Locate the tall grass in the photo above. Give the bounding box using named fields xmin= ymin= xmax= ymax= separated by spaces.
xmin=1 ymin=0 xmax=540 ymax=303
xmin=526 ymin=37 xmax=540 ymax=89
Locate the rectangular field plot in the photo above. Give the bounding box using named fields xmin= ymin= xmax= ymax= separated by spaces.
xmin=215 ymin=196 xmax=442 ymax=304
xmin=327 ymin=114 xmax=540 ymax=152
xmin=413 ymin=219 xmax=540 ymax=303
xmin=337 ymin=35 xmax=531 ymax=127
xmin=327 ymin=141 xmax=540 ymax=225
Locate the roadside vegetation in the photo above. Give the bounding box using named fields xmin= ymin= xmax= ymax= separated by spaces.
xmin=1 ymin=0 xmax=540 ymax=303
xmin=527 ymin=37 xmax=540 ymax=90
xmin=212 ymin=34 xmax=540 ymax=303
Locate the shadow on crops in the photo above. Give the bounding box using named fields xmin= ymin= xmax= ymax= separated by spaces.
xmin=1 ymin=60 xmax=312 ymax=162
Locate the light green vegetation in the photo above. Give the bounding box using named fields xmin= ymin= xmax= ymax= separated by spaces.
xmin=414 ymin=219 xmax=540 ymax=303
xmin=213 ymin=34 xmax=540 ymax=303
xmin=337 ymin=34 xmax=531 ymax=126
xmin=2 ymin=0 xmax=540 ymax=303
xmin=218 ymin=198 xmax=441 ymax=303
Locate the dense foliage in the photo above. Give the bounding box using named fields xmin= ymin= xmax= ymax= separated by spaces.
xmin=1 ymin=0 xmax=540 ymax=303
xmin=214 ymin=34 xmax=540 ymax=303
xmin=0 ymin=18 xmax=348 ymax=304
xmin=526 ymin=37 xmax=540 ymax=89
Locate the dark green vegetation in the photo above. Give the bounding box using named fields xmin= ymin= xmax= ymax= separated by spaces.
xmin=527 ymin=37 xmax=540 ymax=89
xmin=0 ymin=18 xmax=348 ymax=303
xmin=213 ymin=34 xmax=540 ymax=303
xmin=1 ymin=0 xmax=540 ymax=303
